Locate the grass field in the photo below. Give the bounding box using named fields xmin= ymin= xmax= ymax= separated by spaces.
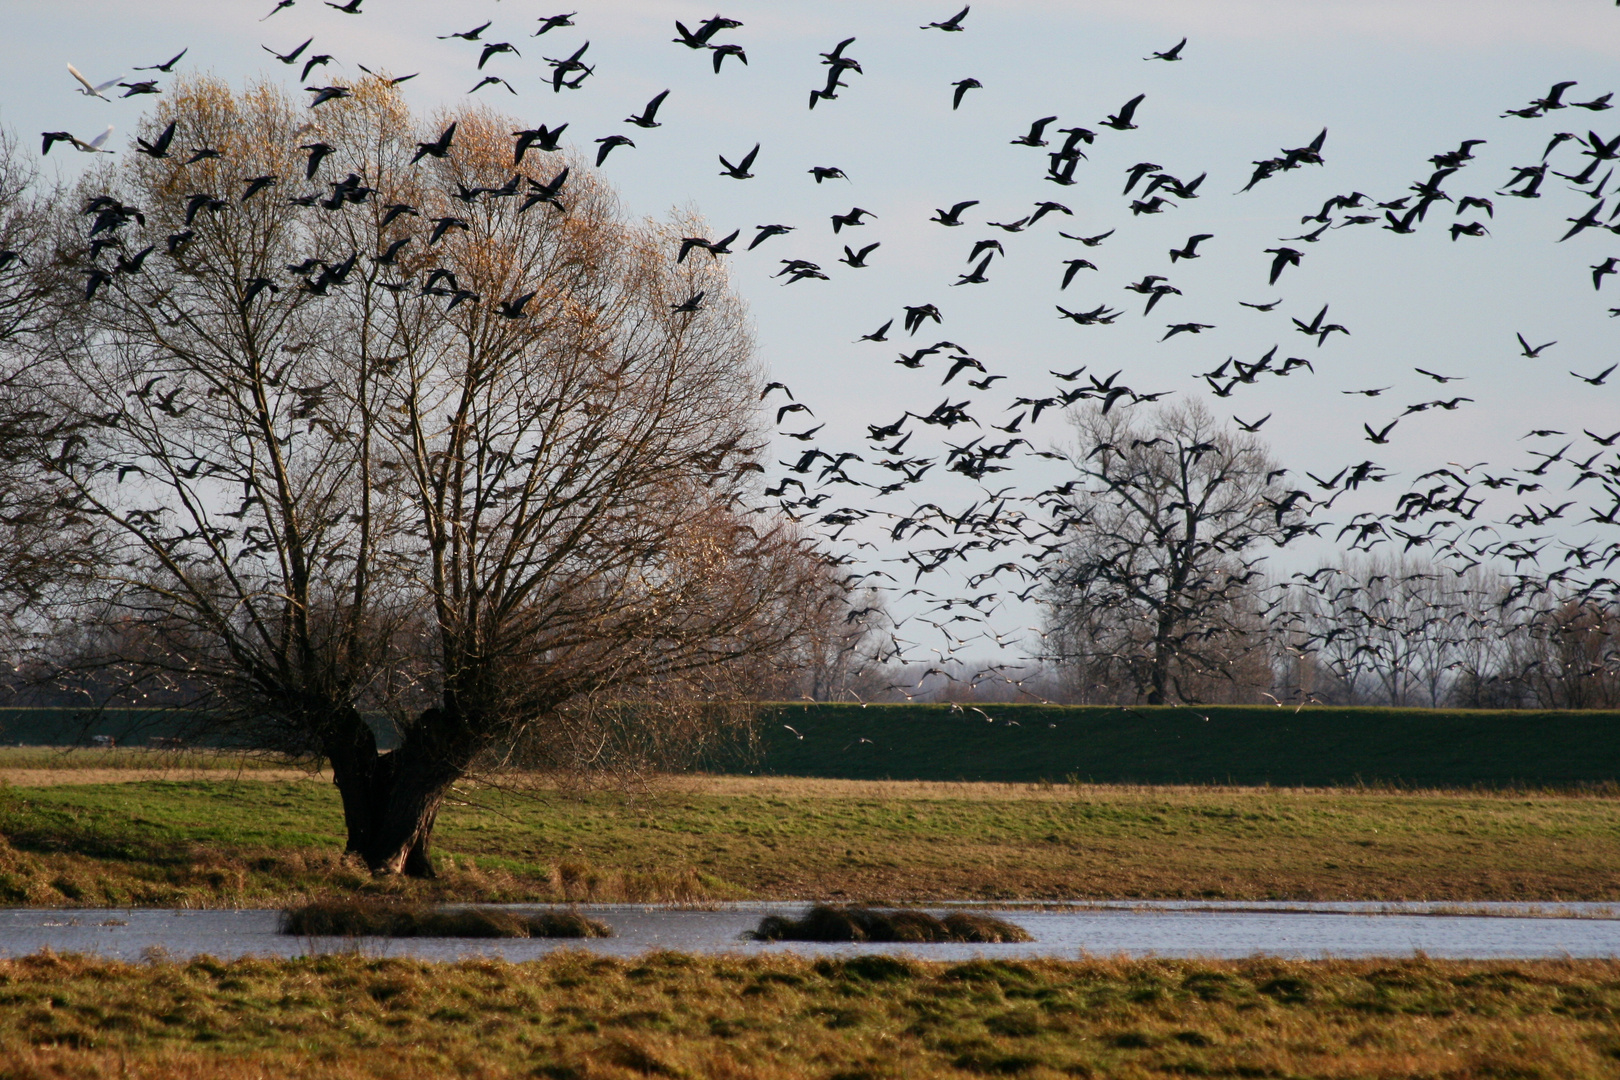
xmin=1 ymin=773 xmax=1616 ymax=906
xmin=1 ymin=951 xmax=1618 ymax=1079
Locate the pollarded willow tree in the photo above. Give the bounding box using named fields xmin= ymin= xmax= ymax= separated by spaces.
xmin=1040 ymin=401 xmax=1312 ymax=705
xmin=14 ymin=77 xmax=833 ymax=875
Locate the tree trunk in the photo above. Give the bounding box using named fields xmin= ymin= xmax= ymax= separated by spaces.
xmin=1148 ymin=611 xmax=1175 ymax=705
xmin=324 ymin=707 xmax=472 ymax=878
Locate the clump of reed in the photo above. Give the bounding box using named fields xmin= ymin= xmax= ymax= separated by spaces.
xmin=280 ymin=898 xmax=610 ymax=938
xmin=751 ymin=904 xmax=1032 ymax=943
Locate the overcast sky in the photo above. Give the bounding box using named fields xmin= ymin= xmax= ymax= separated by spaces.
xmin=4 ymin=0 xmax=1618 ymax=664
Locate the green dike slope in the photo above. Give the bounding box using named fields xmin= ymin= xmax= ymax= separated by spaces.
xmin=727 ymin=704 xmax=1620 ymax=787
xmin=6 ymin=703 xmax=1617 ymax=788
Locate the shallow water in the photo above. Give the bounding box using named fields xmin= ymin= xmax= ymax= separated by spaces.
xmin=1 ymin=902 xmax=1617 ymax=961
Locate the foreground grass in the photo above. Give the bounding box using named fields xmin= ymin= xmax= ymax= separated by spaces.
xmin=0 ymin=776 xmax=1617 ymax=906
xmin=2 ymin=952 xmax=1619 ymax=1078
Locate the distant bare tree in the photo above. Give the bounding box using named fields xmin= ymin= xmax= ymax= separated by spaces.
xmin=1041 ymin=401 xmax=1309 ymax=705
xmin=0 ymin=125 xmax=76 ymax=630
xmin=11 ymin=79 xmax=829 ymax=875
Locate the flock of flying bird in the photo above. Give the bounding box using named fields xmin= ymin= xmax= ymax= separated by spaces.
xmin=9 ymin=2 xmax=1620 ymax=700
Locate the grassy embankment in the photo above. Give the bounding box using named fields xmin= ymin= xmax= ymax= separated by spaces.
xmin=735 ymin=704 xmax=1620 ymax=786
xmin=0 ymin=764 xmax=1616 ymax=905
xmin=1 ymin=951 xmax=1618 ymax=1079
xmin=8 ymin=704 xmax=1620 ymax=787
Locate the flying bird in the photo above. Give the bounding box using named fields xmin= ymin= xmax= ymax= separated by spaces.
xmin=468 ymin=38 xmax=518 ymax=66
xmin=711 ymin=44 xmax=747 ymax=73
xmin=931 ymin=200 xmax=979 ymax=226
xmin=1592 ymin=257 xmax=1619 ymax=290
xmin=922 ymin=6 xmax=969 ymax=31
xmin=1516 ymin=333 xmax=1556 ymax=357
xmin=831 ymin=207 xmax=875 ymax=233
xmin=440 ymin=21 xmax=492 ymax=40
xmin=429 ymin=216 xmax=470 ymax=245
xmin=1169 ymin=234 xmax=1213 ymax=262
xmin=1011 ymin=116 xmax=1059 ymax=147
xmin=1146 ymin=38 xmax=1187 ymax=61
xmin=469 ymin=76 xmax=516 ymax=95
xmin=1571 ymin=363 xmax=1616 ymax=385
xmin=595 ymin=135 xmax=635 ymax=165
xmin=135 ymin=121 xmax=177 ymax=159
xmin=1364 ymin=420 xmax=1398 ymax=444
xmin=534 ymin=13 xmax=577 ymax=36
xmin=626 ymin=90 xmax=670 ymax=128
xmin=411 ymin=123 xmax=457 ymax=164
xmin=263 ymin=37 xmax=313 ymax=64
xmin=41 ymin=127 xmax=114 ymax=155
xmin=951 ymin=78 xmax=982 ymax=109
xmin=299 ymin=55 xmax=334 ymax=81
xmin=1101 ymin=93 xmax=1145 ymax=130
xmin=306 ymin=86 xmax=352 ymax=108
xmin=1060 ymin=259 xmax=1097 ymax=288
xmin=718 ymin=143 xmax=760 ymax=179
xmin=357 ymin=66 xmax=416 ymax=85
xmin=1264 ymin=247 xmax=1303 ymax=285
xmin=840 ymin=242 xmax=881 ymax=268
xmin=135 ymin=49 xmax=188 ymax=72
xmin=67 ymin=64 xmax=123 ymax=100
xmin=1060 ymin=229 xmax=1114 ymax=247
xmin=953 ymin=253 xmax=994 ymax=285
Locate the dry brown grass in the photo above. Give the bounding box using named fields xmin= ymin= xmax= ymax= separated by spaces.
xmin=0 ymin=951 xmax=1617 ymax=1078
xmin=0 ymin=768 xmax=320 ymax=787
xmin=750 ymin=905 xmax=1033 ymax=943
xmin=280 ymin=898 xmax=610 ymax=938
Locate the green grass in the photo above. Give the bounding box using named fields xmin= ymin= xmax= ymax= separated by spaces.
xmin=2 ymin=951 xmax=1619 ymax=1078
xmin=0 ymin=746 xmax=297 ymax=771
xmin=1 ymin=776 xmax=1617 ymax=905
xmin=728 ymin=704 xmax=1620 ymax=786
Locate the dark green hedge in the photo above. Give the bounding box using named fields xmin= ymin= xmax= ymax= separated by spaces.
xmin=719 ymin=703 xmax=1620 ymax=787
xmin=6 ymin=704 xmax=1615 ymax=788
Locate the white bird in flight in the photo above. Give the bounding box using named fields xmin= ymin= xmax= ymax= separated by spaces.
xmin=42 ymin=126 xmax=115 ymax=154
xmin=68 ymin=64 xmax=124 ymax=100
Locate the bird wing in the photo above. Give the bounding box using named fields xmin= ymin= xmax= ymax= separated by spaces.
xmin=87 ymin=125 xmax=114 ymax=149
xmin=67 ymin=63 xmax=97 ymax=92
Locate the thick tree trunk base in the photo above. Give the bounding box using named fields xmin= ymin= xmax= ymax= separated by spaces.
xmin=325 ymin=707 xmax=467 ymax=879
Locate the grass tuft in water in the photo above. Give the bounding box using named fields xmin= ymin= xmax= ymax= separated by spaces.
xmin=280 ymin=899 xmax=610 ymax=938
xmin=751 ymin=904 xmax=1032 ymax=943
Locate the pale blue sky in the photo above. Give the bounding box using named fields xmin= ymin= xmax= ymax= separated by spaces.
xmin=4 ymin=0 xmax=1617 ymax=661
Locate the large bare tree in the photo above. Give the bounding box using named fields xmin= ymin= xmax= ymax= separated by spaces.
xmin=13 ymin=78 xmax=829 ymax=875
xmin=0 ymin=126 xmax=77 ymax=629
xmin=1041 ymin=401 xmax=1310 ymax=704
